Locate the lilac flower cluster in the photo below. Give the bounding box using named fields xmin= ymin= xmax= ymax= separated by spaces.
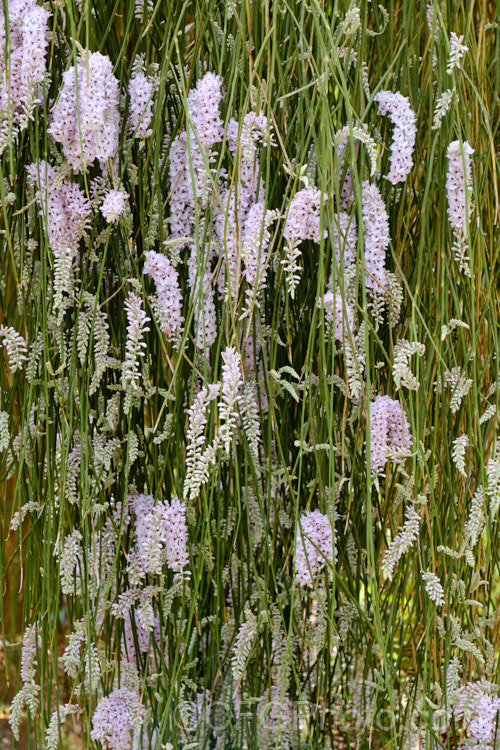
xmin=168 ymin=72 xmax=224 ymax=234
xmin=226 ymin=111 xmax=269 ymax=192
xmin=26 ymin=161 xmax=91 ymax=305
xmin=187 ymin=71 xmax=224 ymax=149
xmin=214 ymin=111 xmax=271 ymax=300
xmin=375 ymin=90 xmax=416 ymax=184
xmin=144 ymin=250 xmax=184 ymax=344
xmin=242 ymin=202 xmax=278 ymax=307
xmin=49 ymin=51 xmax=120 ymax=171
xmin=283 ymin=186 xmax=328 ymax=298
xmin=369 ymin=395 xmax=412 ymax=472
xmin=128 ymin=69 xmax=157 ymax=139
xmin=361 ymin=181 xmax=390 ymax=291
xmin=101 ymin=189 xmax=128 ymax=224
xmin=295 ymin=510 xmax=335 ymax=587
xmin=0 ymin=0 xmax=50 ymax=153
xmin=454 ymin=681 xmax=500 ymax=750
xmin=164 ymin=74 xmax=227 ymax=350
xmin=284 ymin=187 xmax=327 ymax=246
xmin=446 ymin=140 xmax=474 ymax=235
xmin=91 ymin=688 xmax=145 ymax=750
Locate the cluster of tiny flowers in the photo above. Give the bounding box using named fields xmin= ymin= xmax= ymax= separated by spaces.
xmin=421 ymin=571 xmax=445 ymax=607
xmin=0 ymin=411 xmax=9 ymax=451
xmin=214 ymin=112 xmax=271 ymax=301
xmin=49 ymin=51 xmax=120 ymax=171
xmin=144 ymin=251 xmax=184 ymax=344
xmin=446 ymin=140 xmax=474 ymax=235
xmin=432 ymin=89 xmax=454 ymax=130
xmin=167 ymin=131 xmax=196 ymax=242
xmin=0 ymin=0 xmax=50 ymax=153
xmin=219 ymin=346 xmax=243 ymax=456
xmin=257 ymin=686 xmax=293 ymax=750
xmin=319 ymin=292 xmax=354 ymax=343
xmin=184 ymin=383 xmax=222 ymax=501
xmin=135 ymin=496 xmax=189 ymax=575
xmin=381 ymin=505 xmax=421 ymax=580
xmin=375 ymin=91 xmax=417 ymax=184
xmin=331 ymin=211 xmax=357 ymax=271
xmin=486 ymin=440 xmax=500 ymax=519
xmin=369 ymin=395 xmax=412 ymax=472
xmin=283 ymin=186 xmax=328 ymax=298
xmin=0 ymin=324 xmax=27 ymax=372
xmin=122 ymin=292 xmax=150 ymax=392
xmin=452 ymin=434 xmax=469 ymax=478
xmin=90 ymin=688 xmax=145 ymax=750
xmin=26 ymin=162 xmax=91 ymax=306
xmin=9 ymin=624 xmax=41 ymax=741
xmin=227 ymin=111 xmax=269 ymax=162
xmin=454 ymin=682 xmax=500 ymax=750
xmin=231 ymin=610 xmax=259 ymax=682
xmin=128 ymin=68 xmax=157 ymax=139
xmin=437 ymin=366 xmax=473 ymax=413
xmin=464 ymin=486 xmax=484 ymax=549
xmin=361 ymin=181 xmax=390 ymax=291
xmin=284 ymin=187 xmax=327 ymax=246
xmin=295 ymin=510 xmax=335 ymax=587
xmin=242 ymin=202 xmax=278 ymax=305
xmin=101 ymin=189 xmax=128 ymax=224
xmin=187 ymin=72 xmax=224 ymax=149
xmin=392 ymin=339 xmax=425 ymax=390
xmin=447 ymin=32 xmax=469 ymax=74
xmin=187 ymin=246 xmax=218 ymax=350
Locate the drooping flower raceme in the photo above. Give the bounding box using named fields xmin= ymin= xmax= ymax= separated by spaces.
xmin=214 ymin=112 xmax=271 ymax=300
xmin=122 ymin=291 xmax=150 ymax=393
xmin=0 ymin=0 xmax=50 ymax=154
xmin=242 ymin=201 xmax=278 ymax=308
xmin=48 ymin=51 xmax=120 ymax=171
xmin=283 ymin=186 xmax=328 ymax=298
xmin=331 ymin=211 xmax=357 ymax=272
xmin=101 ymin=189 xmax=128 ymax=224
xmin=319 ymin=292 xmax=355 ymax=343
xmin=187 ymin=71 xmax=224 ymax=150
xmin=0 ymin=325 xmax=27 ymax=372
xmin=219 ymin=346 xmax=243 ymax=456
xmin=361 ymin=181 xmax=390 ymax=292
xmin=447 ymin=32 xmax=468 ymax=74
xmin=421 ymin=570 xmax=445 ymax=607
xmin=369 ymin=394 xmax=412 ymax=472
xmin=135 ymin=496 xmax=189 ymax=575
xmin=9 ymin=624 xmax=41 ymax=741
xmin=144 ymin=250 xmax=184 ymax=344
xmin=90 ymin=688 xmax=145 ymax=750
xmin=184 ymin=383 xmax=222 ymax=502
xmin=381 ymin=504 xmax=421 ymax=580
xmin=128 ymin=68 xmax=157 ymax=139
xmin=226 ymin=111 xmax=269 ymax=196
xmin=446 ymin=140 xmax=474 ymax=235
xmin=26 ymin=161 xmax=92 ymax=309
xmin=187 ymin=244 xmax=218 ymax=351
xmin=295 ymin=509 xmax=335 ymax=587
xmin=375 ymin=90 xmax=417 ymax=184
